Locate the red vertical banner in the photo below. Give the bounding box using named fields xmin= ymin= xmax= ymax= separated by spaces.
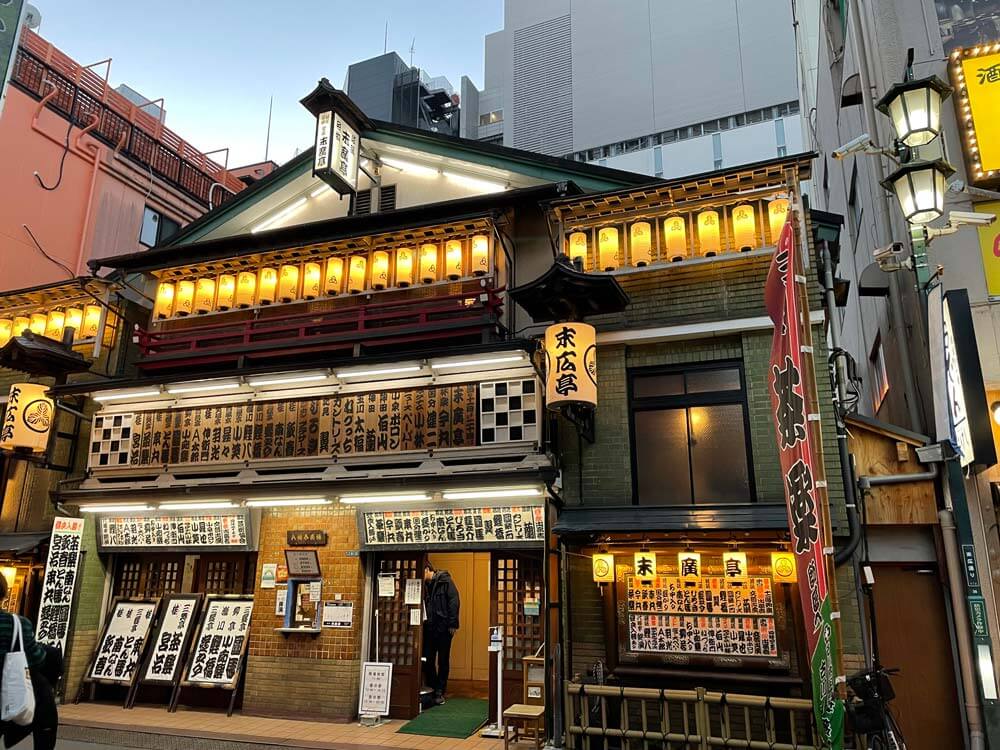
xmin=765 ymin=218 xmax=844 ymax=749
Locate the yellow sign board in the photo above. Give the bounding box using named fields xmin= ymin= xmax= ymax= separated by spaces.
xmin=771 ymin=552 xmax=798 ymax=583
xmin=953 ymin=48 xmax=1000 ymax=180
xmin=975 ymin=200 xmax=1000 ymax=297
xmin=592 ymin=553 xmax=615 ymax=583
xmin=633 ymin=551 xmax=657 ymax=582
xmin=0 ymin=383 xmax=54 ymax=453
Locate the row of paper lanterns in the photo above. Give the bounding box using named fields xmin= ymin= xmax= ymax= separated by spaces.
xmin=591 ymin=550 xmax=798 ymax=584
xmin=154 ymin=235 xmax=491 ymax=319
xmin=0 ymin=305 xmax=104 ymax=347
xmin=568 ymin=198 xmax=789 ymax=271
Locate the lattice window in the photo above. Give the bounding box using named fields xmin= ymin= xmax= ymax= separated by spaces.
xmin=376 ymin=557 xmax=421 ymax=667
xmin=90 ymin=413 xmax=133 ymax=468
xmin=115 ymin=561 xmax=143 ymax=599
xmin=480 ymin=379 xmax=538 ymax=444
xmin=203 ymin=560 xmax=238 ymax=594
xmin=495 ymin=555 xmax=544 ymax=672
xmin=146 ymin=560 xmax=181 ymax=598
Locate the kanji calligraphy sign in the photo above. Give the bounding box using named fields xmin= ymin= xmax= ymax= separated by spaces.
xmin=0 ymin=383 xmax=54 ymax=453
xmin=141 ymin=594 xmax=201 ymax=685
xmin=544 ymin=322 xmax=597 ymax=409
xmin=183 ymin=597 xmax=254 ymax=688
xmin=36 ymin=516 xmax=84 ymax=652
xmin=89 ymin=600 xmax=157 ymax=684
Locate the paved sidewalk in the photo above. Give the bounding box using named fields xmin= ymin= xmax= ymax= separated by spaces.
xmin=59 ymin=702 xmax=509 ymax=750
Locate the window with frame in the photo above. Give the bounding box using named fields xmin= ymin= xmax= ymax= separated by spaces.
xmin=870 ymin=333 xmax=889 ymax=413
xmin=629 ymin=362 xmax=755 ymax=505
xmin=139 ymin=206 xmax=181 ymax=248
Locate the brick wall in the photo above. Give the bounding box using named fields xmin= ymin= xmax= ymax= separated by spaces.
xmin=242 ymin=505 xmax=365 ymax=721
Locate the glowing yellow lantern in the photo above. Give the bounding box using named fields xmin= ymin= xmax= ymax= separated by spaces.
xmin=195 ymin=277 xmax=216 ymax=314
xmin=348 ymin=255 xmax=367 ymax=294
xmin=568 ymin=231 xmax=588 ymax=268
xmin=768 ymin=198 xmax=790 ymax=244
xmin=395 ymin=248 xmax=414 ymax=287
xmin=731 ymin=204 xmax=757 ymax=251
xmin=633 ymin=551 xmax=657 ymax=582
xmin=278 ymin=264 xmax=300 ymax=302
xmin=45 ymin=310 xmax=65 ymax=340
xmin=175 ymin=280 xmax=195 ymax=316
xmin=13 ymin=317 xmax=30 ymax=336
xmin=420 ymin=243 xmax=439 ymax=284
xmin=663 ymin=216 xmax=687 ymax=261
xmin=324 ymin=257 xmax=344 ymax=295
xmin=722 ymin=551 xmax=748 ymax=581
xmin=697 ymin=210 xmax=721 ymax=256
xmin=592 ymin=553 xmax=615 ymax=583
xmin=154 ymin=282 xmax=175 ymax=319
xmin=303 ymin=263 xmax=321 ymax=299
xmin=0 ymin=320 xmax=12 ymax=346
xmin=471 ymin=234 xmax=489 ymax=276
xmin=630 ymin=221 xmax=652 ymax=266
xmin=544 ymin=321 xmax=597 ymax=409
xmin=372 ymin=251 xmax=390 ymax=290
xmin=598 ymin=227 xmax=619 ymax=271
xmin=64 ymin=307 xmax=83 ymax=339
xmin=678 ymin=551 xmax=701 ymax=580
xmin=236 ymin=272 xmax=257 ymax=308
xmin=216 ymin=274 xmax=236 ymax=310
xmin=81 ymin=304 xmax=102 ymax=339
xmin=445 ymin=239 xmax=464 ymax=280
xmin=771 ymin=551 xmax=797 ymax=583
xmin=29 ymin=314 xmax=46 ymax=335
xmin=258 ymin=267 xmax=278 ymax=305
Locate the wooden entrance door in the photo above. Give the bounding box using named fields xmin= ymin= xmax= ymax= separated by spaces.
xmin=373 ymin=554 xmax=425 ymax=719
xmin=871 ymin=564 xmax=963 ymax=750
xmin=113 ymin=554 xmax=184 ymax=598
xmin=491 ymin=553 xmax=544 ymax=715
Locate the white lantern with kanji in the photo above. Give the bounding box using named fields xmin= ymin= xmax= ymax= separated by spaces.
xmin=544 ymin=322 xmax=597 ymax=410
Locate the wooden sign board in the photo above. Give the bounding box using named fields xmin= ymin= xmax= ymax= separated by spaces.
xmin=36 ymin=516 xmax=85 ymax=652
xmin=360 ymin=505 xmax=545 ymax=548
xmin=87 ymin=599 xmax=158 ymax=685
xmin=285 ymin=549 xmax=321 ymax=578
xmin=182 ymin=596 xmax=253 ymax=689
xmin=140 ymin=594 xmax=202 ymax=686
xmin=287 ymin=530 xmax=327 ymax=547
xmin=97 ymin=511 xmax=251 ymax=552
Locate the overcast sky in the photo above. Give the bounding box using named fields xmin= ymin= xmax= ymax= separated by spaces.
xmin=30 ymin=1 xmax=502 ymax=167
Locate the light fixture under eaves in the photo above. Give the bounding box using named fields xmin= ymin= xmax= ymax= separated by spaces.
xmin=335 ymin=365 xmax=423 ymax=379
xmin=339 ymin=493 xmax=431 ymax=504
xmin=251 ymin=196 xmax=308 ymax=234
xmin=245 ymin=497 xmax=331 ymax=507
xmin=94 ymin=389 xmax=161 ymax=402
xmin=247 ymin=373 xmax=329 ymax=387
xmin=80 ymin=504 xmax=153 ymax=513
xmin=159 ymin=501 xmax=236 ymax=510
xmin=380 ymin=157 xmax=439 ymax=178
xmin=442 ymin=171 xmax=507 ymax=193
xmin=310 ymin=184 xmax=333 ymax=198
xmin=431 ymin=355 xmax=525 ymax=370
xmin=442 ymin=487 xmax=543 ymax=500
xmin=166 ymin=381 xmax=242 ymax=395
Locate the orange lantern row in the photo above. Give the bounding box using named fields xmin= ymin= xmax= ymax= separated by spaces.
xmin=0 ymin=305 xmax=104 ymax=346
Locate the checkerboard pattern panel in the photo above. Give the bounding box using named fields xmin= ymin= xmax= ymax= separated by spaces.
xmin=90 ymin=413 xmax=133 ymax=468
xmin=479 ymin=379 xmax=538 ymax=444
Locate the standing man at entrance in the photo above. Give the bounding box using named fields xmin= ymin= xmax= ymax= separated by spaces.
xmin=423 ymin=561 xmax=460 ymax=705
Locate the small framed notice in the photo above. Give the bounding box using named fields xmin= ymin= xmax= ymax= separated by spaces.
xmin=284 ymin=549 xmax=321 ymax=578
xmin=322 ymin=601 xmax=354 ymax=628
xmin=359 ymin=662 xmax=393 ymax=717
xmin=404 ymin=578 xmax=422 ymax=605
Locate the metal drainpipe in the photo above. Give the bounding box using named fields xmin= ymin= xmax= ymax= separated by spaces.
xmin=847 ymin=0 xmax=924 ymax=434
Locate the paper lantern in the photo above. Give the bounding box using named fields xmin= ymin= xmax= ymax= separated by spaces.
xmin=175 ymin=280 xmax=195 ymax=316
xmin=348 ymin=255 xmax=367 ymax=294
xmin=445 ymin=239 xmax=464 ymax=280
xmin=768 ymin=199 xmax=789 ymax=244
xmin=81 ymin=305 xmax=102 ymax=339
xmin=544 ymin=322 xmax=597 ymax=409
xmin=598 ymin=226 xmax=619 ymax=271
xmin=45 ymin=311 xmax=65 ymax=340
xmin=663 ymin=216 xmax=687 ymax=261
xmin=678 ymin=551 xmax=701 ymax=580
xmin=303 ymin=263 xmax=321 ymax=300
xmin=371 ymin=251 xmax=390 ymax=290
xmin=324 ymin=257 xmax=344 ymax=295
xmin=195 ymin=277 xmax=216 ymax=313
xmin=395 ymin=248 xmax=414 ymax=287
xmin=697 ymin=210 xmax=721 ymax=256
xmin=258 ymin=267 xmax=278 ymax=305
xmin=236 ymin=272 xmax=257 ymax=308
xmin=568 ymin=231 xmax=588 ymax=269
xmin=153 ymin=282 xmax=175 ymax=320
xmin=0 ymin=383 xmax=54 ymax=453
xmin=28 ymin=314 xmax=46 ymax=335
xmin=0 ymin=320 xmax=12 ymax=346
xmin=420 ymin=243 xmax=439 ymax=284
xmin=722 ymin=551 xmax=748 ymax=581
xmin=633 ymin=551 xmax=656 ymax=582
xmin=471 ymin=235 xmax=489 ymax=276
xmin=12 ymin=317 xmax=30 ymax=336
xmin=216 ymin=274 xmax=236 ymax=310
xmin=592 ymin=553 xmax=615 ymax=583
xmin=630 ymin=221 xmax=652 ymax=266
xmin=64 ymin=308 xmax=83 ymax=340
xmin=771 ymin=552 xmax=797 ymax=583
xmin=278 ymin=264 xmax=300 ymax=302
xmin=732 ymin=204 xmax=757 ymax=251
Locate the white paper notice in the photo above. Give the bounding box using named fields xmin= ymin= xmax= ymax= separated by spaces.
xmin=404 ymin=578 xmax=422 ymax=605
xmin=260 ymin=563 xmax=277 ymax=589
xmin=322 ymin=601 xmax=354 ymax=628
xmin=409 ymin=607 xmax=421 ymax=626
xmin=309 ymin=581 xmax=322 ymax=601
xmin=378 ymin=574 xmax=395 ymax=598
xmin=275 ymin=587 xmax=287 ymax=616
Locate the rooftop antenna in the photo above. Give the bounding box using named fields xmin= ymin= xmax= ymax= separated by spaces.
xmin=409 ymin=37 xmax=416 ymax=67
xmin=384 ymin=20 xmax=388 ymax=54
xmin=264 ymin=95 xmax=273 ymax=162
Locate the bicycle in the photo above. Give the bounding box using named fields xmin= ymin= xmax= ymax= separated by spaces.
xmin=847 ymin=666 xmax=906 ymax=750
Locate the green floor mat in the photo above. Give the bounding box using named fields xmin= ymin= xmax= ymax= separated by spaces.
xmin=397 ymin=697 xmax=489 ymax=738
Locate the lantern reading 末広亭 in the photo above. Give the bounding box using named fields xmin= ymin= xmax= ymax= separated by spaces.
xmin=216 ymin=274 xmax=236 ymax=310
xmin=175 ymin=280 xmax=195 ymax=315
xmin=732 ymin=204 xmax=757 ymax=251
xmin=568 ymin=231 xmax=588 ymax=269
xmin=258 ymin=268 xmax=278 ymax=305
xmin=722 ymin=551 xmax=748 ymax=581
xmin=678 ymin=551 xmax=701 ymax=581
xmin=372 ymin=251 xmax=390 ymax=290
xmin=445 ymin=239 xmax=464 ymax=280
xmin=324 ymin=257 xmax=344 ymax=295
xmin=544 ymin=322 xmax=597 ymax=410
xmin=395 ymin=248 xmax=414 ymax=287
xmin=154 ymin=282 xmax=175 ymax=319
xmin=634 ymin=551 xmax=656 ymax=583
xmin=29 ymin=314 xmax=46 ymax=336
xmin=348 ymin=255 xmax=367 ymax=294
xmin=81 ymin=305 xmax=102 ymax=339
xmin=592 ymin=553 xmax=615 ymax=583
xmin=630 ymin=221 xmax=652 ymax=266
xmin=278 ymin=264 xmax=300 ymax=302
xmin=663 ymin=216 xmax=687 ymax=261
xmin=13 ymin=317 xmax=30 ymax=336
xmin=236 ymin=272 xmax=257 ymax=308
xmin=0 ymin=383 xmax=54 ymax=453
xmin=45 ymin=311 xmax=65 ymax=340
xmin=697 ymin=210 xmax=721 ymax=256
xmin=0 ymin=320 xmax=12 ymax=346
xmin=768 ymin=199 xmax=789 ymax=243
xmin=64 ymin=308 xmax=83 ymax=339
xmin=598 ymin=227 xmax=619 ymax=271
xmin=195 ymin=277 xmax=216 ymax=314
xmin=303 ymin=263 xmax=321 ymax=299
xmin=471 ymin=235 xmax=489 ymax=276
xmin=420 ymin=243 xmax=438 ymax=284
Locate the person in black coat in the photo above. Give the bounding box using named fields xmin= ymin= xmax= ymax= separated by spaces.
xmin=422 ymin=562 xmax=460 ymax=705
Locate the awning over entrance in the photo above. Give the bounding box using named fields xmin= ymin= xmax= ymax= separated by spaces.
xmin=0 ymin=531 xmax=50 ymax=555
xmin=552 ymin=504 xmax=789 ymax=535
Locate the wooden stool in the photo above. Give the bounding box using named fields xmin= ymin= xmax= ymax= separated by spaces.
xmin=503 ymin=703 xmax=545 ymax=750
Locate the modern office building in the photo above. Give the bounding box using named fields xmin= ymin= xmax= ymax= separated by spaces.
xmin=460 ymin=0 xmax=804 ymax=177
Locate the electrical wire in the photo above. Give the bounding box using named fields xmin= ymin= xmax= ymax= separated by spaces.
xmin=34 ymin=116 xmax=74 ymax=191
xmin=22 ymin=224 xmax=75 ymax=279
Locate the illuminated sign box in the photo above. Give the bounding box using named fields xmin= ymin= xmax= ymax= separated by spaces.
xmin=951 ymin=44 xmax=1000 ymax=186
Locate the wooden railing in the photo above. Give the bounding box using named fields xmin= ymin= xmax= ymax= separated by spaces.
xmin=565 ymin=682 xmax=820 ymax=750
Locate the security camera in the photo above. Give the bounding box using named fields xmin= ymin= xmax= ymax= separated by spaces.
xmin=873 ymin=241 xmax=906 ymax=272
xmin=832 ymin=133 xmax=874 ymax=160
xmin=948 ymin=210 xmax=996 ymax=227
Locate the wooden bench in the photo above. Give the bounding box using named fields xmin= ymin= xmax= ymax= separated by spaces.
xmin=502 ymin=703 xmax=545 ymax=750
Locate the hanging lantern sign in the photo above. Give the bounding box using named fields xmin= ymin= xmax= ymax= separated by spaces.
xmin=633 ymin=551 xmax=656 ymax=583
xmin=722 ymin=551 xmax=748 ymax=582
xmin=592 ymin=553 xmax=615 ymax=583
xmin=771 ymin=552 xmax=797 ymax=583
xmin=0 ymin=383 xmax=54 ymax=453
xmin=301 ymin=80 xmax=368 ymax=196
xmin=544 ymin=322 xmax=597 ymax=410
xmin=677 ymin=551 xmax=701 ymax=582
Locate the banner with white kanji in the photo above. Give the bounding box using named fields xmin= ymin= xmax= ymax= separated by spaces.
xmin=36 ymin=516 xmax=85 ymax=653
xmin=765 ymin=217 xmax=844 ymax=750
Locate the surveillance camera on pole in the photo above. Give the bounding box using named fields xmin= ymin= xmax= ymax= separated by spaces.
xmin=872 ymin=242 xmax=908 ymax=273
xmin=946 ymin=211 xmax=996 ymax=228
xmin=832 ymin=134 xmax=877 ymax=160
